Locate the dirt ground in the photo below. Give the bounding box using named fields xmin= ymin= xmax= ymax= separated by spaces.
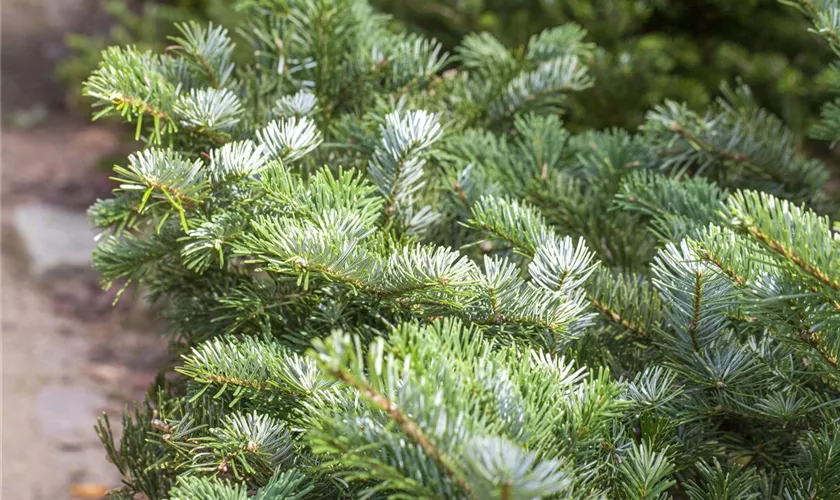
xmin=1 ymin=118 xmax=168 ymax=499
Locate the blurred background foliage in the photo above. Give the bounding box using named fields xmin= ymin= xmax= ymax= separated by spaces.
xmin=58 ymin=0 xmax=830 ymax=134
xmin=373 ymin=0 xmax=830 ymax=132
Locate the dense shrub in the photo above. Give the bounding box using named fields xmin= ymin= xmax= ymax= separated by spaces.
xmin=84 ymin=0 xmax=840 ymax=498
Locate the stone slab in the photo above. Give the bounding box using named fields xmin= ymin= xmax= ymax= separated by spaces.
xmin=35 ymin=384 xmax=107 ymax=445
xmin=11 ymin=203 xmax=99 ymax=279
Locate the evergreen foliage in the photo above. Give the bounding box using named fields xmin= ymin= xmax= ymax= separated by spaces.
xmin=61 ymin=0 xmax=831 ymax=133
xmin=84 ymin=0 xmax=840 ymax=498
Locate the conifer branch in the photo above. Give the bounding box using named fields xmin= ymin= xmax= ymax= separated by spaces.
xmin=587 ymin=295 xmax=651 ymax=339
xmin=326 ymin=366 xmax=477 ymax=499
xmin=697 ymin=249 xmax=746 ymax=287
xmin=115 ymin=95 xmax=171 ymax=121
xmin=799 ymin=328 xmax=840 ymax=373
xmin=688 ymin=270 xmax=704 ymax=352
xmin=745 ymin=225 xmax=840 ymax=295
xmin=667 ymin=123 xmax=752 ymax=164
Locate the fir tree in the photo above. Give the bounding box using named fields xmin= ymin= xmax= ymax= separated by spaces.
xmin=84 ymin=0 xmax=840 ymax=498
